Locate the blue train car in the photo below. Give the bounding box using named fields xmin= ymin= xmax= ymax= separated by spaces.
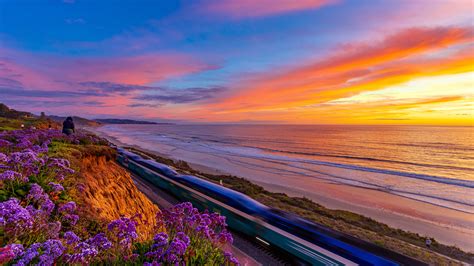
xmin=117 ymin=149 xmax=425 ymax=266
xmin=124 ymin=158 xmax=351 ymax=264
xmin=136 ymin=159 xmax=179 ymax=178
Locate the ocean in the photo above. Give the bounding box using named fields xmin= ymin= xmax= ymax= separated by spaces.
xmin=96 ymin=124 xmax=474 ymax=214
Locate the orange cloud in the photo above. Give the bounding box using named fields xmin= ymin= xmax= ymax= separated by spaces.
xmin=203 ymin=26 xmax=473 ymax=115
xmin=314 ymin=96 xmax=471 ymax=125
xmin=202 ymin=0 xmax=336 ymax=18
xmin=196 ymin=94 xmax=470 ymax=125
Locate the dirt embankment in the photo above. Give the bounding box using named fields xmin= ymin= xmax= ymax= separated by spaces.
xmin=77 ymin=155 xmax=159 ymax=241
xmin=48 ymin=141 xmax=161 ymax=241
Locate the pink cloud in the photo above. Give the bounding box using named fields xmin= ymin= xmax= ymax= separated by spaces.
xmin=202 ymin=0 xmax=337 ymax=18
xmin=51 ymin=54 xmax=212 ymax=85
xmin=0 ymin=47 xmax=217 ymax=117
xmin=0 ymin=47 xmax=213 ymax=89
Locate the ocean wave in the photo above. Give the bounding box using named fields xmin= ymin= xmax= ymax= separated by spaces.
xmin=196 ymin=143 xmax=474 ymax=189
xmin=141 ymin=129 xmax=474 ymax=173
xmin=244 ymin=145 xmax=474 ymax=173
xmin=211 ymin=152 xmax=474 ymax=212
xmin=100 ymin=124 xmax=474 ymax=212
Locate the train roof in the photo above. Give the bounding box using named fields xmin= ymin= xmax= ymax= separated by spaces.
xmin=117 ymin=149 xmax=142 ymax=160
xmin=139 ymin=159 xmax=179 ymax=176
xmin=266 ymin=208 xmax=424 ymax=265
xmin=178 ymin=174 xmax=268 ymax=212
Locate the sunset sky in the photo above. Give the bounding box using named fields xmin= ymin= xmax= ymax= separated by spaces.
xmin=0 ymin=0 xmax=473 ymax=125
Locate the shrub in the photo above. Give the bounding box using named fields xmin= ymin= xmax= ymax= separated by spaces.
xmin=0 ymin=129 xmax=238 ymax=265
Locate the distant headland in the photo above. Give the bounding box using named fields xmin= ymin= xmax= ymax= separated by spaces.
xmin=94 ymin=118 xmax=171 ymax=125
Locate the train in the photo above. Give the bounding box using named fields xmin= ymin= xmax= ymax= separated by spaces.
xmin=117 ymin=148 xmax=425 ymax=266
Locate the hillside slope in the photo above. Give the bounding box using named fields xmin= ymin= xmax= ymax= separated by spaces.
xmin=80 ymin=154 xmax=159 ymax=240
xmin=47 ymin=140 xmax=159 ymax=241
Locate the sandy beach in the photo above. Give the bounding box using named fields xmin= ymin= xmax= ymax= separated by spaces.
xmin=88 ymin=126 xmax=474 ymax=252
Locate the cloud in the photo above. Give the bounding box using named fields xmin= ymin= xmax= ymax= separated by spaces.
xmin=205 ymin=26 xmax=473 ymax=114
xmin=127 ymin=103 xmax=163 ymax=108
xmin=0 ymin=48 xmax=214 ymax=88
xmin=3 ymin=99 xmax=106 ymax=109
xmin=49 ymin=54 xmax=213 ymax=85
xmin=0 ymin=87 xmax=105 ymax=98
xmin=0 ymin=77 xmax=23 ymax=87
xmin=78 ymin=81 xmax=159 ymax=95
xmin=201 ymin=0 xmax=336 ymax=18
xmin=82 ymin=101 xmax=107 ymax=107
xmin=135 ymin=86 xmax=226 ymax=104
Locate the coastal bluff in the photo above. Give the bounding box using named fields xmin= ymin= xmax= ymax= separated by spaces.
xmin=46 ymin=138 xmax=160 ymax=242
xmin=79 ymin=154 xmax=159 ymax=241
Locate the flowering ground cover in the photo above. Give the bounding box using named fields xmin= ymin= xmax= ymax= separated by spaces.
xmin=0 ymin=128 xmax=239 ymax=265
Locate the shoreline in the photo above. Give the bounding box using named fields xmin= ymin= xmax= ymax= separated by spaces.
xmin=87 ymin=126 xmax=474 ymax=253
xmin=181 ymin=161 xmax=474 ymax=252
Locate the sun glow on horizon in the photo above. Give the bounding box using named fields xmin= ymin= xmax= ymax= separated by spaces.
xmin=321 ymin=72 xmax=474 ymax=125
xmin=0 ymin=1 xmax=473 ymax=125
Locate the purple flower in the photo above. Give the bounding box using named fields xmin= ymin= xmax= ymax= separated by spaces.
xmin=64 ymin=242 xmax=98 ymax=264
xmin=46 ymin=158 xmax=74 ymax=181
xmin=0 ymin=247 xmax=15 ymax=265
xmin=153 ymin=232 xmax=169 ymax=247
xmin=41 ymin=199 xmax=56 ymax=215
xmin=63 ymin=214 xmax=80 ymax=225
xmin=0 ymin=152 xmax=7 ymax=163
xmin=0 ymin=139 xmax=12 ymax=148
xmin=210 ymin=212 xmax=227 ymax=227
xmin=108 ymin=217 xmax=138 ymax=246
xmin=58 ymin=201 xmax=76 ymax=214
xmin=16 ymin=139 xmax=32 ymax=149
xmin=64 ymin=231 xmax=81 ymax=245
xmin=48 ymin=158 xmax=72 ymax=170
xmin=143 ymin=262 xmax=162 ymax=266
xmin=27 ymin=183 xmax=48 ymax=203
xmin=146 ymin=232 xmax=170 ymax=260
xmin=230 ymin=256 xmax=240 ymax=265
xmin=196 ymin=224 xmax=211 ymax=239
xmin=168 ymin=238 xmax=187 ymax=256
xmin=31 ymin=145 xmax=46 ymax=153
xmin=224 ymin=251 xmax=240 ymax=265
xmin=0 ymin=170 xmax=24 ymax=182
xmin=46 ymin=221 xmax=62 ymax=239
xmin=152 ymin=202 xmax=236 ymax=263
xmin=86 ymin=233 xmax=112 ymax=251
xmin=217 ymin=230 xmax=233 ymax=244
xmin=6 ymin=244 xmax=24 ymax=259
xmin=48 ymin=182 xmax=64 ymax=193
xmin=16 ymin=242 xmax=41 ymax=265
xmin=0 ymin=198 xmax=33 ymax=235
xmin=38 ymin=239 xmax=65 ymax=265
xmin=76 ymin=183 xmax=86 ymax=192
xmin=9 ymin=150 xmax=43 ymax=176
xmin=0 ymin=244 xmax=24 ymax=264
xmin=162 ymin=252 xmax=178 ymax=264
xmin=176 ymin=232 xmax=190 ymax=246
